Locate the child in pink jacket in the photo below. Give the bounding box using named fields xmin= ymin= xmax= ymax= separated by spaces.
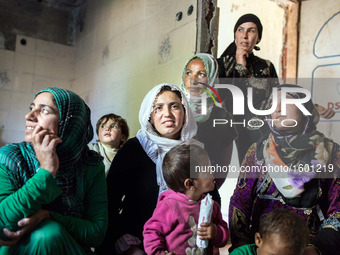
xmin=143 ymin=143 xmax=229 ymax=255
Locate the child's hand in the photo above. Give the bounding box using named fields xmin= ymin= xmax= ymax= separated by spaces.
xmin=197 ymin=222 xmax=215 ymax=240
xmin=165 ymin=251 xmax=176 ymax=255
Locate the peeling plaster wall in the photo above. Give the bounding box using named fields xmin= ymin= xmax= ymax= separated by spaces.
xmin=197 ymin=0 xmax=218 ymax=56
xmin=217 ymin=0 xmax=285 ymax=77
xmin=72 ymin=0 xmax=197 ymax=138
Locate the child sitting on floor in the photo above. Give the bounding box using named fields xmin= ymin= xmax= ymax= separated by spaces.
xmin=230 ymin=209 xmax=309 ymax=255
xmin=143 ymin=143 xmax=229 ymax=255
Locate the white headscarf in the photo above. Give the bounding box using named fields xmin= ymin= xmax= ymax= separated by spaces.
xmin=137 ymin=83 xmax=197 ymax=195
xmin=180 ymin=53 xmax=220 ymax=123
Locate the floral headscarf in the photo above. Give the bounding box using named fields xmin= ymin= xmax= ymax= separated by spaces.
xmin=256 ymin=84 xmax=338 ymax=207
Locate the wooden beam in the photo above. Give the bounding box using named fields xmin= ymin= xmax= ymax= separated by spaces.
xmin=282 ymin=2 xmax=300 ymax=80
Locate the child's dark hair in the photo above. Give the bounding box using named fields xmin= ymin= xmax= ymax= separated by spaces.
xmin=162 ymin=143 xmax=209 ymax=193
xmin=96 ymin=113 xmax=129 ymax=146
xmin=259 ymin=209 xmax=309 ymax=254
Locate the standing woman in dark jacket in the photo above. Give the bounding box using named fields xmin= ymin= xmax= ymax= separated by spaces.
xmin=217 ymin=13 xmax=279 ymax=164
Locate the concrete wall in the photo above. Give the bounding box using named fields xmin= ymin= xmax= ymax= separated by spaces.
xmin=0 ymin=0 xmax=81 ymax=50
xmin=217 ymin=0 xmax=285 ymax=77
xmin=298 ymin=0 xmax=340 ymax=143
xmin=0 ymin=35 xmax=74 ymax=147
xmin=72 ymin=0 xmax=197 ymax=138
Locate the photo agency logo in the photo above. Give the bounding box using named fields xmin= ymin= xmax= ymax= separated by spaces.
xmin=191 ymin=80 xmax=338 ymax=180
xmin=198 ymin=82 xmax=312 ymax=129
xmin=190 ymin=82 xmax=317 ymax=179
xmin=195 ymin=82 xmax=223 ymax=113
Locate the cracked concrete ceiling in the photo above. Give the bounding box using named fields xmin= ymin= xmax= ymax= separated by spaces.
xmin=0 ymin=0 xmax=89 ymax=50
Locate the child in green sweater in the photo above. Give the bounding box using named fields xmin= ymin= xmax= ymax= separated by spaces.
xmin=230 ymin=209 xmax=309 ymax=255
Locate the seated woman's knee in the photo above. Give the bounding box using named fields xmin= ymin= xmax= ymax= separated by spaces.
xmin=30 ymin=220 xmax=63 ymax=244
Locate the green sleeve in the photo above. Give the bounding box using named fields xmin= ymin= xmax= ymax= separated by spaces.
xmin=0 ymin=165 xmax=62 ymax=231
xmin=50 ymin=163 xmax=108 ymax=247
xmin=229 ymin=244 xmax=257 ymax=255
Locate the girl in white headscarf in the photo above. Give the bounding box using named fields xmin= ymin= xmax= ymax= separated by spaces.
xmin=98 ymin=83 xmax=197 ymax=255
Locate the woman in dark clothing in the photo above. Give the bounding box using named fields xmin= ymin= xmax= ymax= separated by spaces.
xmin=98 ymin=83 xmax=197 ymax=255
xmin=217 ymin=13 xmax=279 ymax=164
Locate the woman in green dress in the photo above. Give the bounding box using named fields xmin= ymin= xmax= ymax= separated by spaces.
xmin=0 ymin=88 xmax=108 ymax=254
